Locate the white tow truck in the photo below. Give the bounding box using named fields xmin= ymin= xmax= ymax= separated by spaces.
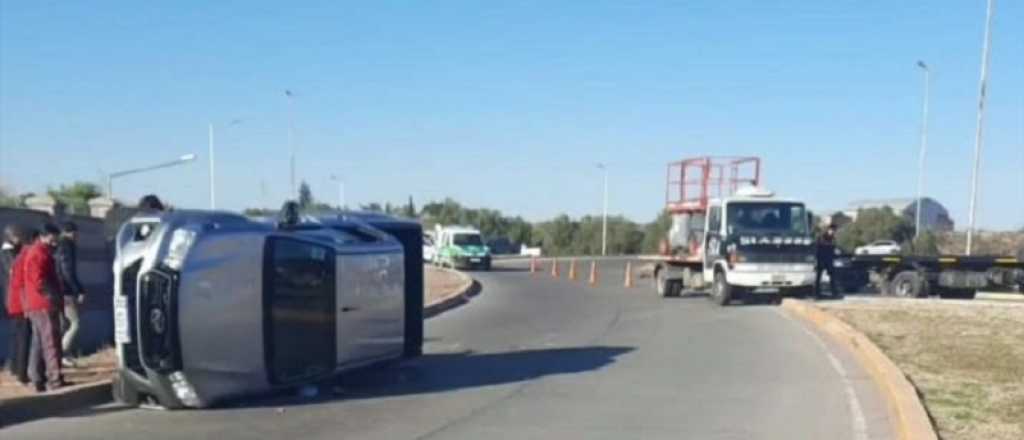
xmin=652 ymin=157 xmax=817 ymax=305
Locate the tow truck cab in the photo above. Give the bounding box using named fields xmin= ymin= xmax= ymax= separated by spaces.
xmin=702 ymin=187 xmax=817 ymax=304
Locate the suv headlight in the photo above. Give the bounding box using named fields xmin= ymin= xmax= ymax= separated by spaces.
xmin=163 ymin=229 xmax=197 ymax=270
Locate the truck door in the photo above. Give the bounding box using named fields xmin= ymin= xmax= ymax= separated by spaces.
xmin=703 ymin=204 xmax=723 ymax=282
xmin=264 ymin=237 xmax=337 ymax=385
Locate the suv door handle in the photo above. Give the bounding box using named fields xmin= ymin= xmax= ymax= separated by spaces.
xmin=340 ymin=306 xmax=358 ymax=313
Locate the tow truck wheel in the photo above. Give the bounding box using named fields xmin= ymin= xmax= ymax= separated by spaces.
xmin=891 ymin=271 xmax=925 ymax=298
xmin=712 ymin=271 xmax=732 ymax=306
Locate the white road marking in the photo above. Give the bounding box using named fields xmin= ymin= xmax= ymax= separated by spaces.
xmin=777 ymin=310 xmax=870 ymax=440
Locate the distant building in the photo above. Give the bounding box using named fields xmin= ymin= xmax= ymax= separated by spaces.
xmin=843 ymin=197 xmax=954 ymax=231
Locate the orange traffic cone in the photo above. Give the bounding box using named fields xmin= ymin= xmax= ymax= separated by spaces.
xmin=551 ymin=258 xmax=560 ymax=278
xmin=530 ymin=257 xmax=538 ymax=274
xmin=588 ymin=261 xmax=598 ymax=286
xmin=568 ymin=259 xmax=578 ymax=281
xmin=624 ymin=261 xmax=634 ymax=288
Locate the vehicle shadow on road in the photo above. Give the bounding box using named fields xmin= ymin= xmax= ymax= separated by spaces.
xmin=226 ymin=346 xmax=634 ymax=409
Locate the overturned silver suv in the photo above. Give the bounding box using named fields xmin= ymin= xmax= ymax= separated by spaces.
xmin=111 ymin=205 xmax=424 ymax=409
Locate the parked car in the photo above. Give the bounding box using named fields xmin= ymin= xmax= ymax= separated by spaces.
xmin=111 ymin=205 xmax=424 ymax=409
xmin=855 ymin=240 xmax=901 ymax=255
xmin=423 ymin=233 xmax=437 ymax=263
xmin=433 ymin=225 xmax=491 ymax=270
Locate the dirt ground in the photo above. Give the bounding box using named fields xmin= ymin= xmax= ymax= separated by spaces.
xmin=424 ymin=264 xmax=471 ymax=305
xmin=0 ymin=346 xmax=117 ymax=400
xmin=823 ymin=301 xmax=1024 ymax=440
xmin=1 ymin=266 xmax=466 ymax=402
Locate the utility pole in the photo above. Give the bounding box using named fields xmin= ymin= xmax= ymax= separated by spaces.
xmin=966 ymin=0 xmax=995 ymax=255
xmin=914 ymin=61 xmax=930 ymax=239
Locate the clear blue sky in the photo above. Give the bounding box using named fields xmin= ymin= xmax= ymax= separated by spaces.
xmin=1 ymin=1 xmax=1021 ymax=229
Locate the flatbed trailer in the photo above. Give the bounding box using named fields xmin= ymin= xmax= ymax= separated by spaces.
xmin=835 ymin=253 xmax=1024 ymax=299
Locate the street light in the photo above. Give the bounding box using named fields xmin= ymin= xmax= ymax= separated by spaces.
xmin=914 ymin=60 xmax=930 ymax=240
xmin=208 ymin=119 xmax=243 ymax=210
xmin=330 ymin=174 xmax=345 ymax=210
xmin=107 ymin=153 xmax=197 ymax=199
xmin=966 ymin=0 xmax=995 ymax=255
xmin=596 ymin=163 xmax=608 ymax=256
xmin=286 ymin=90 xmax=297 ymax=199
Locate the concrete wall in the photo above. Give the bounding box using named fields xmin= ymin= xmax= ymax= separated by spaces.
xmin=0 ymin=206 xmax=115 ymax=360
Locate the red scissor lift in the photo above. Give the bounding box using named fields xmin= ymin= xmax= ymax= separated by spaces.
xmin=661 ymin=156 xmax=762 ymax=260
xmin=666 ymin=156 xmax=761 ymax=214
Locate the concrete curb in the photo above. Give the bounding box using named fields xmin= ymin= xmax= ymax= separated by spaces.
xmin=0 ymin=380 xmax=112 ymax=428
xmin=424 ymin=266 xmax=479 ymax=319
xmin=780 ymin=299 xmax=937 ymax=440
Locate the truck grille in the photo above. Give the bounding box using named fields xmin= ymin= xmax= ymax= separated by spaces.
xmin=120 ymin=260 xmax=144 ymax=375
xmin=139 ymin=270 xmax=180 ymax=373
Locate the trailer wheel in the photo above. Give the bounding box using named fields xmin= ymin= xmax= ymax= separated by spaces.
xmin=891 ymin=271 xmax=925 ymax=298
xmin=712 ymin=271 xmax=733 ymax=306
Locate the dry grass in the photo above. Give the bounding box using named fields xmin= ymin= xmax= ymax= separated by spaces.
xmin=424 ymin=265 xmax=470 ymax=305
xmin=825 ymin=302 xmax=1024 ymax=440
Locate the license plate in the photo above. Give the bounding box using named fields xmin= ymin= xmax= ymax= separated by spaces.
xmin=470 ymin=258 xmax=481 ymax=263
xmin=114 ymin=296 xmax=131 ymax=344
xmin=771 ymin=274 xmax=786 ymax=283
xmin=753 ymin=287 xmax=780 ymax=294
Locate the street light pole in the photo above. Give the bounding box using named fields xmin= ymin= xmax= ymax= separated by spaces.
xmin=914 ymin=61 xmax=930 ymax=240
xmin=208 ymin=119 xmax=241 ymax=210
xmin=208 ymin=123 xmax=215 ymax=209
xmin=107 ymin=153 xmax=198 ymax=200
xmin=597 ymin=163 xmax=608 ymax=256
xmin=966 ymin=0 xmax=995 ymax=256
xmin=286 ymin=90 xmax=296 ymax=200
xmin=331 ymin=175 xmax=345 ymax=210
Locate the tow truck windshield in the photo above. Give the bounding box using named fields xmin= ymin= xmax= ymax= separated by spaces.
xmin=727 ymin=202 xmax=809 ymax=235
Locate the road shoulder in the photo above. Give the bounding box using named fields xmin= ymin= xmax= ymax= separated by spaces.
xmin=781 ymin=299 xmax=938 ymax=440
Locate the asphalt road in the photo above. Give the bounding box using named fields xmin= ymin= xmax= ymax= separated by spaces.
xmin=4 ymin=258 xmax=894 ymax=439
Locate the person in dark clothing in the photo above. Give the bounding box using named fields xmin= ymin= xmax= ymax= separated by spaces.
xmin=2 ymin=224 xmax=31 ymax=383
xmin=815 ymin=224 xmax=841 ymax=299
xmin=55 ymin=222 xmax=86 ymax=366
xmin=138 ymin=194 xmax=165 ymax=212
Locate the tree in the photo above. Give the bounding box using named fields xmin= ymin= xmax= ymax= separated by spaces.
xmin=836 ymin=207 xmax=914 ymax=252
xmin=403 ymin=196 xmax=417 ymax=218
xmin=642 ymin=211 xmax=672 ymax=253
xmin=298 ymin=181 xmax=313 ymax=209
xmin=907 ymin=231 xmax=940 ymax=256
xmin=0 ymin=185 xmax=22 ymax=208
xmin=48 ymin=181 xmax=102 ymax=215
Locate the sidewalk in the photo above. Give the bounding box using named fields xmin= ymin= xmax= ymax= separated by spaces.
xmin=0 ymin=347 xmax=116 ymax=401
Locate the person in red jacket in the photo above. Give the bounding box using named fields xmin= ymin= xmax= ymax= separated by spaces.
xmin=22 ymin=224 xmax=65 ymax=391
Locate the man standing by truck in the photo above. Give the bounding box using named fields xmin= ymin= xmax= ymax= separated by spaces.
xmin=23 ymin=224 xmax=65 ymax=391
xmin=815 ymin=224 xmax=841 ymax=299
xmin=56 ymin=222 xmax=86 ymax=367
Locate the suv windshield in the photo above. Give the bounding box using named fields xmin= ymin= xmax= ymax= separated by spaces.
xmin=453 ymin=233 xmax=483 ymax=246
xmin=727 ymin=202 xmax=808 ymax=235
